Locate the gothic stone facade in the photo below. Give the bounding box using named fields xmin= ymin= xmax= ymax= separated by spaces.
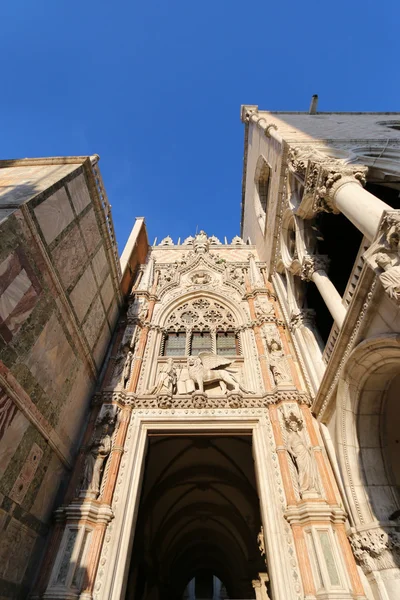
xmin=2 ymin=108 xmax=400 ymax=600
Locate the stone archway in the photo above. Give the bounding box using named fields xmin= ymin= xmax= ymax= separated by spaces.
xmin=337 ymin=335 xmax=400 ymax=598
xmin=124 ymin=433 xmax=266 ymax=600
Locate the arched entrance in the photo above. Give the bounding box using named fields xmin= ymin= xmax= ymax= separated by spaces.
xmin=337 ymin=335 xmax=400 ymax=598
xmin=124 ymin=433 xmax=267 ymax=599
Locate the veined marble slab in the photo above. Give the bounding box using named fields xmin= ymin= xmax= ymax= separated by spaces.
xmin=68 ymin=173 xmax=91 ymax=215
xmin=34 ymin=186 xmax=74 ymax=244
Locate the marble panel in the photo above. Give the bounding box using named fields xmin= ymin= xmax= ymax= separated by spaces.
xmin=0 ymin=269 xmax=31 ymax=321
xmin=34 ymin=187 xmax=74 ymax=245
xmin=0 ymin=389 xmax=18 ymax=439
xmin=69 ymin=265 xmax=97 ymax=322
xmin=9 ymin=442 xmax=43 ymax=504
xmin=0 ymin=249 xmax=41 ymax=341
xmin=67 ymin=173 xmax=91 ymax=215
xmin=92 ymin=244 xmax=108 ymax=285
xmin=58 ymin=364 xmax=92 ymax=445
xmin=79 ymin=208 xmax=101 ymax=254
xmin=30 ymin=453 xmax=65 ymax=522
xmin=51 ymin=223 xmax=87 ymax=289
xmin=83 ymin=295 xmax=105 ymax=349
xmin=25 ymin=313 xmax=76 ymax=398
xmin=0 ymin=408 xmax=29 ymax=479
xmin=101 ymin=274 xmax=114 ymax=312
xmin=93 ymin=322 xmax=111 ymax=369
xmin=107 ymin=299 xmax=119 ymax=330
xmin=0 ymin=518 xmax=36 ymax=584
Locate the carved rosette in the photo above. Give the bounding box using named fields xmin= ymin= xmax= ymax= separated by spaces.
xmin=349 ymin=528 xmax=400 ymax=574
xmin=226 ymin=391 xmax=243 ymax=409
xmin=300 ymin=255 xmax=329 ymax=281
xmin=156 ymin=394 xmax=173 ymax=409
xmin=191 ymin=392 xmax=208 ymax=408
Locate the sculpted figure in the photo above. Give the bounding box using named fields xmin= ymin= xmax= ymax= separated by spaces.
xmin=375 ymin=252 xmax=400 ymax=301
xmin=255 ymin=297 xmax=275 ymax=317
xmin=147 ymin=358 xmax=177 ymax=395
xmin=81 ymin=422 xmax=112 ymax=498
xmin=187 ymin=352 xmax=252 ymax=394
xmin=267 ymin=338 xmax=291 ymax=385
xmin=138 ymin=302 xmax=148 ymax=321
xmin=284 ymin=413 xmax=319 ymax=497
xmin=122 ymin=350 xmax=133 ymax=389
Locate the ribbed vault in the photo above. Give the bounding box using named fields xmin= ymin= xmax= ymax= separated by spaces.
xmin=125 ymin=434 xmax=266 ymax=600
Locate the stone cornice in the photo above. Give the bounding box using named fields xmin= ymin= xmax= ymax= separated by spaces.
xmin=92 ymin=389 xmax=311 ymax=409
xmin=285 ymin=502 xmax=347 ymax=525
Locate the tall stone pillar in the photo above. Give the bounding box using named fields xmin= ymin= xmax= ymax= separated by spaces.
xmin=289 ymin=147 xmax=391 ymax=241
xmin=301 ymin=255 xmax=346 ymax=327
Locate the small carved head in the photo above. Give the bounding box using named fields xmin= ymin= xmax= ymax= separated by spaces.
xmin=375 ymin=252 xmax=392 ymax=270
xmin=283 ymin=411 xmax=303 ymax=432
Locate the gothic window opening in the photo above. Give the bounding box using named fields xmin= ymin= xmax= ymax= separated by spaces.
xmin=216 ymin=331 xmax=238 ymax=355
xmin=254 ymin=156 xmax=271 ymax=233
xmin=163 ymin=332 xmax=186 ymax=356
xmin=191 ymin=331 xmax=212 ymax=354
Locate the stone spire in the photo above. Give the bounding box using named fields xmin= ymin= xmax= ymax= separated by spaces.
xmin=248 ymin=253 xmax=263 ymax=288
xmin=138 ymin=256 xmax=154 ymax=291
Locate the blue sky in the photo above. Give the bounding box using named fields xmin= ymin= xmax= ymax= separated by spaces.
xmin=1 ymin=0 xmax=398 ymax=252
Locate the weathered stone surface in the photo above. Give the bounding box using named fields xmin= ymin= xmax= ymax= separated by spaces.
xmin=34 ymin=187 xmax=74 ymax=245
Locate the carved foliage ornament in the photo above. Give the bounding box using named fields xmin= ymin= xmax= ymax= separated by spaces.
xmin=300 ymin=255 xmax=329 ymax=281
xmin=288 ymin=146 xmax=368 ymax=216
xmin=350 ymin=528 xmax=400 ymax=574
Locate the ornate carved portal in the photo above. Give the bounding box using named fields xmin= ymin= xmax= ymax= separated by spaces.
xmin=39 ymin=231 xmax=364 ymax=600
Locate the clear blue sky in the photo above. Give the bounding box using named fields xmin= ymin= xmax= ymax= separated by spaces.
xmin=1 ymin=1 xmax=398 ymax=252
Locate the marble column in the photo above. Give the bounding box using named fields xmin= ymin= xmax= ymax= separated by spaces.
xmin=301 ymin=255 xmax=346 ymax=328
xmin=331 ymin=177 xmax=391 ymax=241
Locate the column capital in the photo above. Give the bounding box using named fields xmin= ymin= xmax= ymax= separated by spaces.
xmin=288 ymin=146 xmax=368 ymax=219
xmin=300 ymin=255 xmax=329 ymax=281
xmin=289 ymin=308 xmax=316 ymax=331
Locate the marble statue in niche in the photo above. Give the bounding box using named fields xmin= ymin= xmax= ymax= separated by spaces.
xmin=147 ymin=358 xmax=177 ymax=395
xmin=81 ymin=412 xmax=116 ymax=499
xmin=266 ymin=336 xmax=291 ymax=385
xmin=122 ymin=350 xmax=133 ymax=389
xmin=375 ymin=252 xmax=400 ymax=301
xmin=282 ymin=412 xmax=320 ymax=498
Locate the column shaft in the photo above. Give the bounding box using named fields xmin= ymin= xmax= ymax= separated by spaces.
xmin=334 ymin=180 xmax=391 ymax=241
xmin=311 ymin=269 xmax=346 ymax=327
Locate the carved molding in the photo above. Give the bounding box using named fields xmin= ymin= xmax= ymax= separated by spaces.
xmin=288 ymin=146 xmax=368 ymax=219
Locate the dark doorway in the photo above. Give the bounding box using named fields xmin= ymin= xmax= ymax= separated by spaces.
xmin=124 ymin=433 xmax=267 ymax=600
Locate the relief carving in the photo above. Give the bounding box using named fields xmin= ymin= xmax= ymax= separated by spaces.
xmin=187 ymin=352 xmax=252 ymax=395
xmin=146 ymin=358 xmax=177 ymax=396
xmin=350 ymin=528 xmax=400 ymax=574
xmin=365 ymin=211 xmax=400 ymax=303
